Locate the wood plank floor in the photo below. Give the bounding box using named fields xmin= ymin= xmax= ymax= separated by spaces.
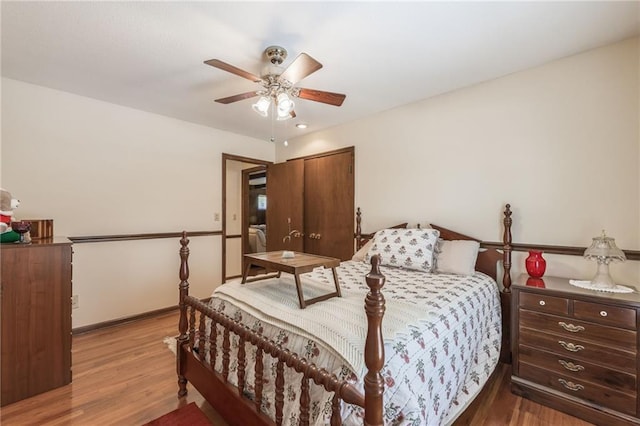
xmin=1 ymin=309 xmax=594 ymax=425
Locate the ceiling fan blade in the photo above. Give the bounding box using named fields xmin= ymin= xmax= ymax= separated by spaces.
xmin=279 ymin=53 xmax=322 ymax=85
xmin=204 ymin=59 xmax=262 ymax=82
xmin=290 ymin=110 xmax=297 ymax=118
xmin=215 ymin=91 xmax=260 ymax=104
xmin=296 ymin=88 xmax=346 ymax=106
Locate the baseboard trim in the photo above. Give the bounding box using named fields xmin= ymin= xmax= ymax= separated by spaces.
xmin=72 ymin=297 xmax=212 ymax=335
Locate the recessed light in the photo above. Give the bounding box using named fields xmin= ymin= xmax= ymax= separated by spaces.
xmin=296 ymin=123 xmax=308 ymax=129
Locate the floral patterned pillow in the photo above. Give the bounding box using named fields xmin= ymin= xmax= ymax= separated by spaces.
xmin=365 ymin=228 xmax=440 ymax=272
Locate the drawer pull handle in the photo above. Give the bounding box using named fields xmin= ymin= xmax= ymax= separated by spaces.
xmin=600 ymin=311 xmax=608 ymax=317
xmin=558 ymin=378 xmax=584 ymax=392
xmin=558 ymin=360 xmax=585 ymax=372
xmin=558 ymin=341 xmax=584 ymax=352
xmin=539 ymin=300 xmax=546 ymax=306
xmin=558 ymin=322 xmax=585 ymax=333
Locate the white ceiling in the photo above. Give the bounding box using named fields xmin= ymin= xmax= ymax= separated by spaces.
xmin=2 ymin=2 xmax=639 ymax=142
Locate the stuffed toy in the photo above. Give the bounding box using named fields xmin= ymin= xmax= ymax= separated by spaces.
xmin=0 ymin=188 xmax=20 ymax=243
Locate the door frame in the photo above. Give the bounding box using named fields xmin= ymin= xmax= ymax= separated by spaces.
xmin=285 ymin=146 xmax=355 ymax=162
xmin=222 ymin=153 xmax=272 ymax=282
xmin=242 ymin=165 xmax=267 ymax=256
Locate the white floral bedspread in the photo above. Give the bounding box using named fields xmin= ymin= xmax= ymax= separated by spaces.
xmin=205 ymin=260 xmax=501 ymax=426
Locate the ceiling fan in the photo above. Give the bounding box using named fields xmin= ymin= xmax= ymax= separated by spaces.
xmin=204 ymin=46 xmax=346 ymax=120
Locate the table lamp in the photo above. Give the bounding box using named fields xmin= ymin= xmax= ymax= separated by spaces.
xmin=583 ymin=230 xmax=626 ymax=289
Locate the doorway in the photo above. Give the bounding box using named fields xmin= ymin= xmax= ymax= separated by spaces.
xmin=222 ymin=153 xmax=272 ymax=281
xmin=243 ymin=166 xmax=268 ymax=253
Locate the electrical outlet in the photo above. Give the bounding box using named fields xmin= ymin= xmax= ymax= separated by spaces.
xmin=71 ymin=295 xmax=79 ymax=309
xmin=214 ymin=213 xmax=220 ymax=221
xmin=233 ymin=213 xmax=237 ymax=221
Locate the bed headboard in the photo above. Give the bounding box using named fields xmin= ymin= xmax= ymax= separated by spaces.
xmin=354 ymin=207 xmax=407 ymax=251
xmin=354 ymin=205 xmax=513 ymax=284
xmin=430 ymin=224 xmax=502 ymax=281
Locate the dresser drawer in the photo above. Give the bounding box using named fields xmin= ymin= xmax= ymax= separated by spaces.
xmin=519 ymin=292 xmax=569 ymax=316
xmin=519 ymin=362 xmax=637 ymax=415
xmin=519 ymin=310 xmax=637 ymax=352
xmin=519 ymin=344 xmax=636 ymax=393
xmin=519 ymin=328 xmax=636 ymax=373
xmin=573 ymin=300 xmax=637 ymax=330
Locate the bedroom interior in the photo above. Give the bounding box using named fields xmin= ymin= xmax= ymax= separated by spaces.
xmin=1 ymin=1 xmax=639 ymax=425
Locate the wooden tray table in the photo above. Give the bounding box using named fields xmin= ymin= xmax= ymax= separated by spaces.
xmin=241 ymin=251 xmax=342 ymax=309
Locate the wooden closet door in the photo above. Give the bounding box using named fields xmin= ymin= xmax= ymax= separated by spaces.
xmin=304 ymin=150 xmax=354 ymax=260
xmin=266 ymin=159 xmax=305 ymax=252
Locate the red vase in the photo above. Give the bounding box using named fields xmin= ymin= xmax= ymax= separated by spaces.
xmin=525 ymin=250 xmax=546 ymax=278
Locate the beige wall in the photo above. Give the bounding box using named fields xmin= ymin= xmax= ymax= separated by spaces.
xmin=279 ymin=37 xmax=640 ymax=285
xmin=1 ymin=78 xmax=274 ymax=327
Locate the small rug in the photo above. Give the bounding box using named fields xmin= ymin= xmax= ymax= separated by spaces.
xmin=144 ymin=402 xmax=211 ymax=426
xmin=163 ymin=336 xmax=177 ymax=355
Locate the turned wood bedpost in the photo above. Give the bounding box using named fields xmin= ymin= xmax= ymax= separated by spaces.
xmin=502 ymin=204 xmax=513 ymax=292
xmin=363 ymin=255 xmax=385 ymax=426
xmin=356 ymin=207 xmax=363 ymax=250
xmin=500 ymin=205 xmax=513 ymax=363
xmin=177 ymin=231 xmax=190 ymax=397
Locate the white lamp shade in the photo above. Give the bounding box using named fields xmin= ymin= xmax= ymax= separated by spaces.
xmin=276 ymin=111 xmax=292 ymax=120
xmin=276 ymin=93 xmax=294 ymax=114
xmin=252 ymin=96 xmax=271 ymax=117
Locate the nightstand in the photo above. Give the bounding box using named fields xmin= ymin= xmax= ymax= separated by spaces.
xmin=511 ymin=274 xmax=640 ymax=426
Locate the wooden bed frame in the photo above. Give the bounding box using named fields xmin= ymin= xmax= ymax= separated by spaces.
xmin=176 ymin=204 xmax=514 ymax=426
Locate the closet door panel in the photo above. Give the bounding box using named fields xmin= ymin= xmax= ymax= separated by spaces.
xmin=266 ymin=159 xmax=305 ymax=252
xmin=304 ymin=150 xmax=354 ymax=260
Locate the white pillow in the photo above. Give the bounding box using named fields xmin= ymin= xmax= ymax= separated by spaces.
xmin=352 ymin=239 xmax=373 ymax=262
xmin=366 ymin=228 xmax=440 ymax=272
xmin=435 ymin=240 xmax=480 ymax=276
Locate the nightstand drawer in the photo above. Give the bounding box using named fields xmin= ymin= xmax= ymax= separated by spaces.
xmin=519 ymin=362 xmax=637 ymax=415
xmin=573 ymin=300 xmax=637 ymax=330
xmin=519 ymin=328 xmax=636 ymax=373
xmin=519 ymin=344 xmax=636 ymax=393
xmin=519 ymin=292 xmax=569 ymax=316
xmin=519 ymin=310 xmax=637 ymax=352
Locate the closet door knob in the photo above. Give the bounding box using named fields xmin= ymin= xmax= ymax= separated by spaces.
xmin=315 ymin=234 xmax=322 ymax=240
xmin=309 ymin=233 xmax=316 ymax=239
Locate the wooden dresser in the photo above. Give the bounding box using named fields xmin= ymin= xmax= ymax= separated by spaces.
xmin=511 ymin=274 xmax=640 ymax=426
xmin=1 ymin=238 xmax=73 ymax=406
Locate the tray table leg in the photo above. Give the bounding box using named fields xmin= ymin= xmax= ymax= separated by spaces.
xmin=241 ymin=262 xmax=252 ymax=284
xmin=331 ymin=268 xmax=342 ymax=297
xmin=294 ymin=273 xmax=307 ymax=309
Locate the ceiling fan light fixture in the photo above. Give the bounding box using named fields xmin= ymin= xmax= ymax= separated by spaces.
xmin=206 ymin=46 xmax=346 ymax=126
xmin=276 ymin=92 xmax=294 ymax=114
xmin=252 ymin=96 xmax=271 ymax=117
xmin=276 ymin=110 xmax=292 ymax=121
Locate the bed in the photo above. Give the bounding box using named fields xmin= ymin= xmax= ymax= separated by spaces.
xmin=249 ymin=225 xmax=267 ymax=253
xmin=176 ymin=205 xmax=514 ymax=425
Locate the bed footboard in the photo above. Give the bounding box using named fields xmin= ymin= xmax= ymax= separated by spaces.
xmin=176 ymin=232 xmax=387 ymax=426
